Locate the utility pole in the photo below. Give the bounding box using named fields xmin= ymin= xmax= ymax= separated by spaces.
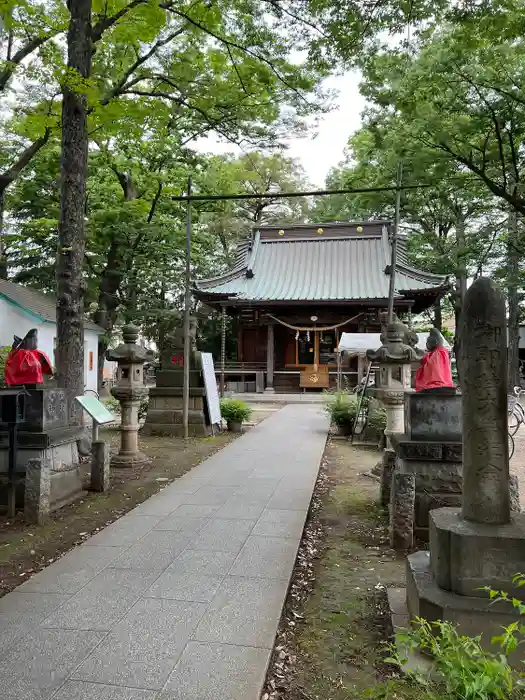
xmin=387 ymin=162 xmax=403 ymax=323
xmin=182 ymin=176 xmax=192 ymax=440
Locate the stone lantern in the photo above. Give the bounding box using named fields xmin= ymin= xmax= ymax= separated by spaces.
xmin=106 ymin=325 xmax=151 ymax=468
xmin=366 ymin=315 xmax=423 ymax=503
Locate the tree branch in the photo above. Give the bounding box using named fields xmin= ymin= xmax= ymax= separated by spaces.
xmin=0 ymin=129 xmax=51 ymax=193
xmin=166 ymin=7 xmax=312 ymax=106
xmin=0 ymin=32 xmax=57 ymax=92
xmin=99 ymin=26 xmax=185 ymax=105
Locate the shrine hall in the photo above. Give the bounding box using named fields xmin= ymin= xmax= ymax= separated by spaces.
xmin=194 ymin=221 xmax=448 ymax=392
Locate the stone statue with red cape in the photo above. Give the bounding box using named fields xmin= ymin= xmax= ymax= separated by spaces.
xmin=4 ymin=329 xmax=53 ymax=386
xmin=414 ymin=328 xmax=455 ymax=394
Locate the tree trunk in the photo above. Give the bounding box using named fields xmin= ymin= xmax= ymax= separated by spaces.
xmin=93 ymin=169 xmax=139 ymax=388
xmin=432 ymin=299 xmax=442 ymax=330
xmin=507 ymin=203 xmax=520 ymax=392
xmin=55 ymin=0 xmax=92 ymax=422
xmin=93 ymin=235 xmax=127 ymax=390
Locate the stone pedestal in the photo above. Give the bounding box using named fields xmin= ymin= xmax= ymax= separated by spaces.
xmin=142 ymin=320 xmax=211 ymax=438
xmin=141 ymin=388 xmax=209 ymax=437
xmin=404 ymin=278 xmax=525 ymax=664
xmin=389 ymin=392 xmax=463 ymax=548
xmin=0 ymin=388 xmax=85 ymax=515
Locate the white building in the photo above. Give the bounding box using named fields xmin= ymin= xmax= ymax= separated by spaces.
xmin=0 ymin=279 xmax=103 ymax=392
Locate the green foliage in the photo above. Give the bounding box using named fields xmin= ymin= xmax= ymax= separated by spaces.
xmin=367 ymin=405 xmax=387 ymax=434
xmin=376 ymin=576 xmax=525 ymax=699
xmin=219 ymin=398 xmax=252 ymax=424
xmin=103 ymin=397 xmax=121 ymax=416
xmin=323 ymin=390 xmax=358 ymax=432
xmin=0 ymin=346 xmax=11 ymax=388
xmin=388 ymin=617 xmax=518 ymax=700
xmin=104 ymin=395 xmax=149 ymax=421
xmin=414 ymin=325 xmax=455 ymax=344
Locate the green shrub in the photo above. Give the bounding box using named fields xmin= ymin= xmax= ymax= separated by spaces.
xmin=220 ymin=398 xmax=252 ymax=424
xmin=0 ymin=346 xmax=10 ymax=388
xmin=379 ymin=575 xmax=525 ymax=700
xmin=368 ymin=405 xmax=387 ymax=433
xmin=323 ymin=389 xmax=358 ymax=432
xmin=388 ymin=617 xmax=517 ymax=700
xmin=103 ymin=396 xmax=149 ymax=421
xmin=104 ymin=397 xmax=121 ymax=417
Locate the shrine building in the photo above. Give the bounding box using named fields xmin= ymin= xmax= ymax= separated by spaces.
xmin=194 ymin=221 xmax=448 ymax=392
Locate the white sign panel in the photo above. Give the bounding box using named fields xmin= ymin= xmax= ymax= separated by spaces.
xmin=201 ymin=353 xmax=221 ymax=425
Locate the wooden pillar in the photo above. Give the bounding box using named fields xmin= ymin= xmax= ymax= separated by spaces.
xmin=265 ymin=322 xmax=275 ymax=393
xmin=220 ymin=305 xmax=226 ymax=397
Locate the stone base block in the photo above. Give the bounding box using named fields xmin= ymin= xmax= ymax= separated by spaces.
xmin=0 ymin=435 xmax=84 ymax=515
xmin=110 ymin=451 xmax=151 ymax=469
xmin=142 ymin=391 xmax=210 ymax=438
xmin=91 ymin=441 xmax=110 ymax=491
xmin=50 ymin=466 xmax=84 ymax=511
xmin=430 ymin=508 xmax=525 ymax=597
xmin=24 ymin=458 xmax=50 ymax=524
xmin=390 ymin=472 xmax=415 ymax=550
xmin=406 ymin=550 xmax=523 ymax=666
xmin=390 ymin=435 xmax=463 ymax=545
xmin=379 ymin=450 xmax=395 ymax=506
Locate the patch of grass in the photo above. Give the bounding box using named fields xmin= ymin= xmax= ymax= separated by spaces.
xmin=281 ymin=441 xmax=406 ymax=700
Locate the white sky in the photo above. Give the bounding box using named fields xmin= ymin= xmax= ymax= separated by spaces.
xmin=193 ymin=71 xmax=365 ymax=188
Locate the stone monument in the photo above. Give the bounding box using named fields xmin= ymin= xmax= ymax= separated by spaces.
xmin=404 ymin=277 xmax=525 ymax=658
xmin=107 ymin=325 xmax=151 ymax=468
xmin=0 ymin=329 xmax=85 ymax=516
xmin=141 ymin=318 xmax=211 ymax=437
xmin=389 ymin=391 xmax=462 ymax=549
xmin=366 ymin=314 xmax=423 ymax=491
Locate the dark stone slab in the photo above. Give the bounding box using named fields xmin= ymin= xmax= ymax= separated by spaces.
xmin=0 ymin=425 xmax=84 ymax=450
xmin=404 ymin=392 xmax=461 ymax=442
xmin=390 ymin=435 xmax=445 ymax=461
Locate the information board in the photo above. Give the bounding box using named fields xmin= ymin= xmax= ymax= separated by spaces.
xmin=75 ymin=395 xmax=116 ymax=425
xmin=200 ymin=353 xmax=221 ymax=425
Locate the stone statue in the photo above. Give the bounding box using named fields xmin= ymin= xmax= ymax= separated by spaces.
xmin=414 ymin=328 xmax=455 ymax=394
xmin=4 ymin=329 xmax=53 ymax=386
xmin=378 ymin=312 xmax=419 ymax=350
xmin=367 ymin=316 xmax=422 ymax=364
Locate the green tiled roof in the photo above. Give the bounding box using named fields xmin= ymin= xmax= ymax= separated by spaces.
xmin=195 ymin=221 xmax=448 ymax=304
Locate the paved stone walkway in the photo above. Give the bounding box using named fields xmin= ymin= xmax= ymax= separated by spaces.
xmin=0 ymin=405 xmax=328 ymax=700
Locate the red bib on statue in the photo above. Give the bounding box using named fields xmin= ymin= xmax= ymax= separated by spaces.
xmin=415 ymin=346 xmax=453 ymax=392
xmin=4 ymin=349 xmax=53 ymax=386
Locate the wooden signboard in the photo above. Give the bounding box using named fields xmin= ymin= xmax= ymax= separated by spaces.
xmin=300 ymin=364 xmax=329 ymax=389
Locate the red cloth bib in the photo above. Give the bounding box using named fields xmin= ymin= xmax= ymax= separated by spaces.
xmin=4 ymin=349 xmax=53 ymax=386
xmin=415 ymin=346 xmax=453 ymax=392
